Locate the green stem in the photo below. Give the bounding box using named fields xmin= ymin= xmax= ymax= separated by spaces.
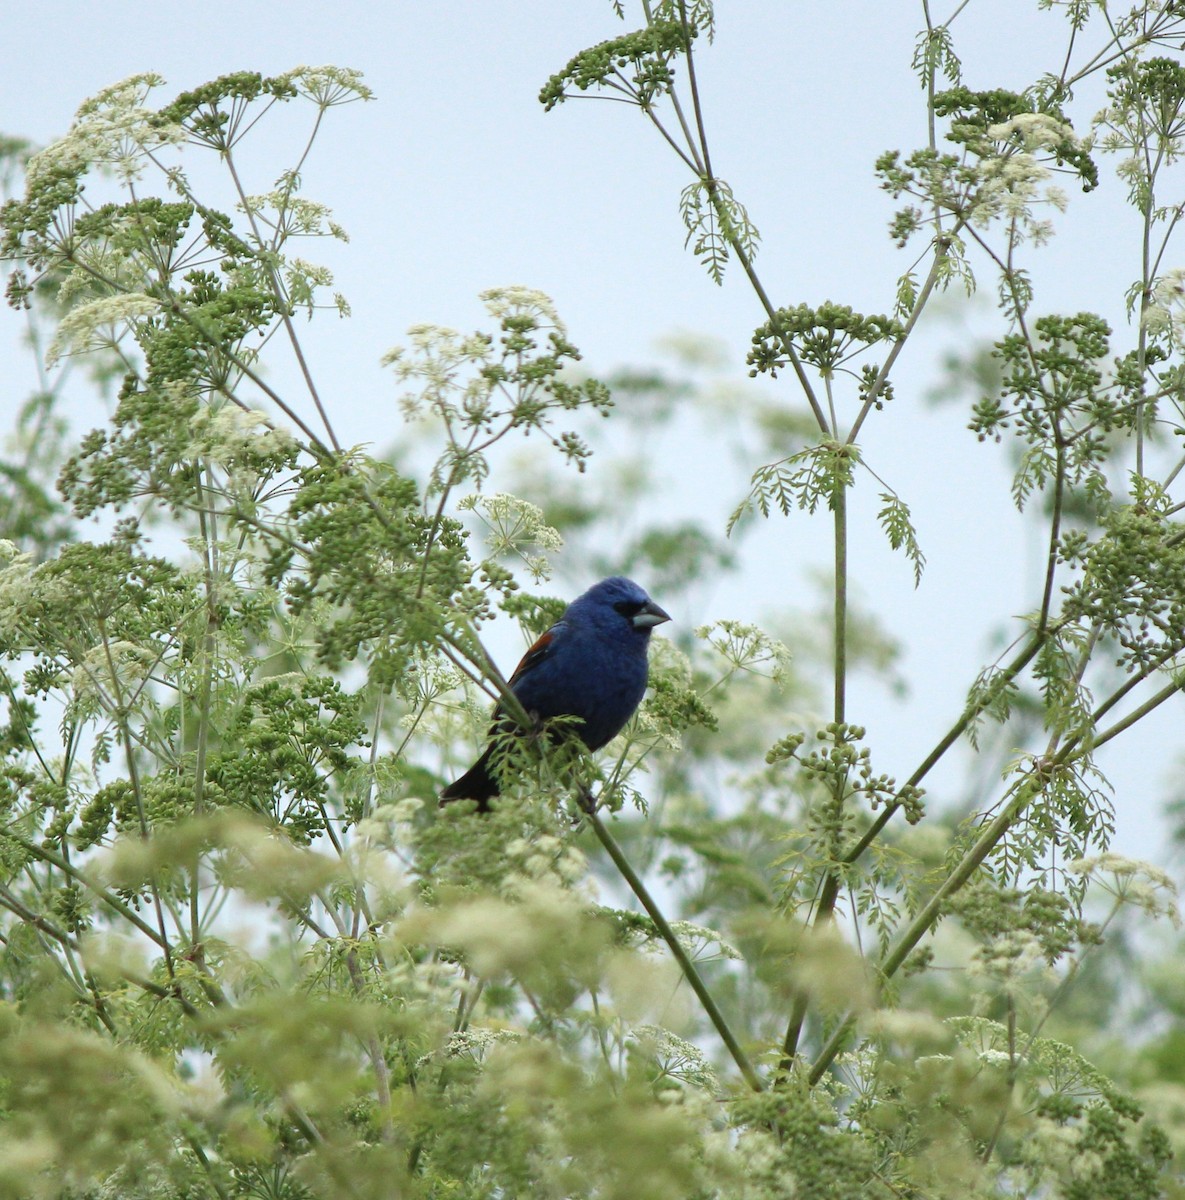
xmin=191 ymin=462 xmax=219 ymax=947
xmin=100 ymin=630 xmax=178 ymax=986
xmin=666 ymin=2 xmax=829 ymax=435
xmin=807 ymin=658 xmax=1185 ymax=1085
xmin=778 ymin=482 xmax=849 ymax=1068
xmin=846 ymin=233 xmax=955 ymax=444
xmin=220 ymin=148 xmax=342 ymax=453
xmin=1038 ymin=437 xmax=1066 ymax=638
xmin=838 ymin=631 xmax=1048 ymax=865
xmin=809 ymin=772 xmax=1037 ymax=1085
xmin=832 ymin=483 xmax=848 ymax=726
xmin=8 ymin=833 xmax=168 ymax=949
xmin=588 ymin=810 xmax=763 ymax=1091
xmin=1093 ymin=675 xmax=1184 ymax=750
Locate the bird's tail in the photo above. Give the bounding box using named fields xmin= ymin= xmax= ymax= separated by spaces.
xmin=439 ymin=746 xmax=500 ymax=813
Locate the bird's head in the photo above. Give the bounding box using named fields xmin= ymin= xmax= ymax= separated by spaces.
xmin=571 ymin=576 xmax=671 ymax=637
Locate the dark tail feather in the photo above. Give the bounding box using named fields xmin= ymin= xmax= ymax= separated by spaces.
xmin=439 ymin=746 xmax=500 ymax=813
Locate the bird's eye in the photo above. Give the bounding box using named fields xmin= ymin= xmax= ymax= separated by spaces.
xmin=613 ymin=600 xmax=644 ymax=618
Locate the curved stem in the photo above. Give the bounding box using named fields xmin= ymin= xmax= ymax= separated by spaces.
xmin=807 ymin=653 xmax=1185 ymax=1084
xmin=7 ymin=833 xmax=168 ymax=948
xmin=587 ymin=809 xmax=763 ymax=1092
xmin=777 ymin=631 xmax=1050 ymax=1074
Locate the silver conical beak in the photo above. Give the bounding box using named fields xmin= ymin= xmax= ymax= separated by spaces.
xmin=632 ymin=600 xmax=671 ymax=629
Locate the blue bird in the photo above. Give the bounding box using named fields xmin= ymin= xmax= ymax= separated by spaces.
xmin=440 ymin=577 xmax=670 ymax=810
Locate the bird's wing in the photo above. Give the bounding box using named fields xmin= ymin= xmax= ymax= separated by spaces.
xmin=508 ymin=627 xmax=559 ymax=687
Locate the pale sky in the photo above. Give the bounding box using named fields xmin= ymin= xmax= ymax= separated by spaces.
xmin=2 ymin=3 xmax=1179 ymax=867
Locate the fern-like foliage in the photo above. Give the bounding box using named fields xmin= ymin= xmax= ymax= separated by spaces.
xmin=877 ymin=491 xmax=926 ymax=585
xmin=728 ymin=440 xmax=857 ymax=533
xmin=678 ymin=178 xmax=760 ymax=284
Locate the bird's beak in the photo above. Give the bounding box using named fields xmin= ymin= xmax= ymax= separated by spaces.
xmin=632 ymin=600 xmax=671 ymax=629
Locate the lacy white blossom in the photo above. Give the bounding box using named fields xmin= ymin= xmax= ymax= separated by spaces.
xmin=188 ymin=403 xmax=296 ymax=467
xmin=240 ymin=191 xmax=349 ymax=241
xmin=863 ymin=1008 xmax=950 ymax=1048
xmin=72 ymin=640 xmax=159 ymax=702
xmin=668 ymin=919 xmax=743 ymax=961
xmin=28 ymin=74 xmax=185 ymax=186
xmin=287 ymin=257 xmax=333 ymax=288
xmin=965 ymin=133 xmax=1071 ymax=246
xmin=0 ymin=547 xmax=36 ymax=640
xmin=46 ymin=293 xmax=160 ymax=368
xmin=479 ymin=285 xmax=565 ymax=332
xmin=382 ymin=325 xmax=497 ymax=420
xmin=987 ymin=112 xmax=1078 ymax=152
xmin=1144 ymin=268 xmax=1185 ymax=349
xmin=505 ymin=831 xmax=588 ymax=887
xmin=627 ymin=1025 xmax=719 ymax=1089
xmin=394 ymin=653 xmax=463 ymax=708
xmin=696 ymin=618 xmax=792 ymax=685
xmin=280 ymin=65 xmax=374 ymax=106
xmin=968 ymin=930 xmax=1049 ymax=985
xmin=1069 ymin=852 xmax=1181 ymax=925
xmin=458 ymin=492 xmax=563 ymax=578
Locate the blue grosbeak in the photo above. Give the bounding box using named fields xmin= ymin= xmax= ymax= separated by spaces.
xmin=440 ymin=577 xmax=670 ymax=810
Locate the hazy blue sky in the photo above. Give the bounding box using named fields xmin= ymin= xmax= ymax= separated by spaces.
xmin=2 ymin=3 xmax=1178 ymax=865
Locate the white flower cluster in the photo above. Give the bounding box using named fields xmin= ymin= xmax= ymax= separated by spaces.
xmin=987 ymin=112 xmax=1078 ymax=153
xmin=28 ymin=73 xmax=185 ymax=187
xmin=188 ymin=402 xmax=296 ymax=477
xmin=967 ymin=930 xmax=1054 ymax=1001
xmin=279 ymin=65 xmax=375 ymax=107
xmin=354 ymin=797 xmax=425 ymax=852
xmin=969 ymin=156 xmax=1066 ymax=243
xmin=286 ymin=256 xmax=334 ymax=289
xmin=504 ymin=833 xmax=588 ymax=888
xmin=381 ymin=325 xmax=497 ymax=422
xmin=393 ymin=654 xmax=464 ymax=710
xmin=626 ymin=1024 xmax=719 ymax=1090
xmin=400 ymin=879 xmax=596 ymax=983
xmin=695 ymin=618 xmax=792 ymax=685
xmin=965 ymin=113 xmax=1080 ymax=244
xmin=457 ymin=492 xmax=563 ymax=580
xmin=1143 ymin=268 xmax=1185 ymax=349
xmin=45 ymin=293 xmax=160 ymax=368
xmin=0 ymin=543 xmax=38 ymax=642
xmin=71 ymin=639 xmax=159 ymax=704
xmin=239 ymin=190 xmax=349 ymax=242
xmin=1069 ymin=852 xmax=1182 ymax=926
xmin=479 ymin=285 xmax=565 ymax=333
xmin=667 ymin=919 xmax=743 ymax=962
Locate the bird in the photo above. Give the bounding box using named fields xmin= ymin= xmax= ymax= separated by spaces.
xmin=440 ymin=577 xmax=670 ymax=811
